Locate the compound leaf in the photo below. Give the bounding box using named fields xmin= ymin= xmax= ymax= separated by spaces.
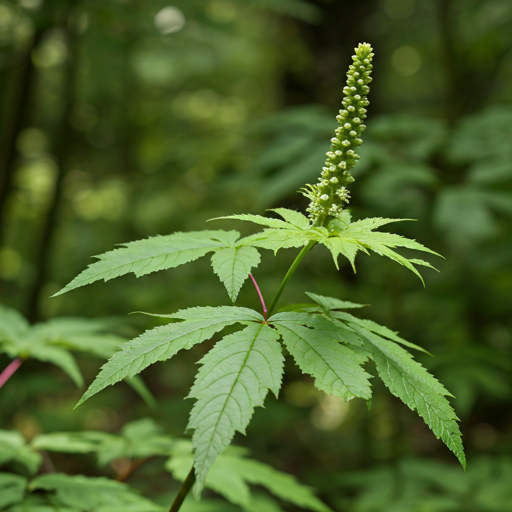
xmin=321 ymin=217 xmax=441 ymax=280
xmin=76 ymin=307 xmax=260 ymax=407
xmin=189 ymin=323 xmax=284 ymax=492
xmin=54 ymin=230 xmax=239 ymax=296
xmin=271 ymin=313 xmax=371 ymax=401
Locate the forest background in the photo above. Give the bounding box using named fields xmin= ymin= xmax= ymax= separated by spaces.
xmin=1 ymin=0 xmax=512 ymax=510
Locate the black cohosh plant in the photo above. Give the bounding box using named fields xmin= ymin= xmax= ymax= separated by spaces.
xmin=53 ymin=43 xmax=465 ymax=511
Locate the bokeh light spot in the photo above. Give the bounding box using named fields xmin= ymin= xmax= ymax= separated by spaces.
xmin=154 ymin=6 xmax=185 ymax=35
xmin=391 ymin=45 xmax=422 ymax=76
xmin=311 ymin=394 xmax=350 ymax=430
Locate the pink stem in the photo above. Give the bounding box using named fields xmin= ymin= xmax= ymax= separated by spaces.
xmin=0 ymin=357 xmax=23 ymax=389
xmin=249 ymin=273 xmax=267 ymax=321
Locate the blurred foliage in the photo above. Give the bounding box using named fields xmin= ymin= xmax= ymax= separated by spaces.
xmin=1 ymin=0 xmax=511 ymax=510
xmin=1 ymin=419 xmax=330 ymax=512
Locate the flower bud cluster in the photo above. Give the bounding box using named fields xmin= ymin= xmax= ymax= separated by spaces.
xmin=301 ymin=43 xmax=374 ymax=223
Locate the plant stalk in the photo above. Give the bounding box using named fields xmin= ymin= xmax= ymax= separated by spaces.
xmin=168 ymin=466 xmax=196 ymax=512
xmin=267 ymin=240 xmax=316 ymax=317
xmin=0 ymin=357 xmax=23 ymax=389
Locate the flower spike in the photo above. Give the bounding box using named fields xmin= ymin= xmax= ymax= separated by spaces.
xmin=301 ymin=42 xmax=374 ymax=224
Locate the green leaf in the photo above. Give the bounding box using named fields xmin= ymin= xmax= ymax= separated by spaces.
xmin=76 ymin=307 xmax=261 ymax=407
xmin=167 ymin=442 xmax=331 ymax=512
xmin=269 ymin=208 xmax=310 ymax=229
xmin=322 ymin=237 xmax=360 ymax=270
xmin=305 ymin=292 xmax=365 ymax=311
xmin=353 ymin=325 xmax=466 ymax=469
xmin=0 ymin=473 xmax=27 ymax=509
xmin=0 ymin=430 xmax=42 ymax=475
xmin=29 ymin=474 xmax=163 ymax=511
xmin=341 ymin=217 xmax=408 ymax=232
xmin=239 ymin=229 xmax=311 ymax=252
xmin=210 ymin=214 xmax=292 ymax=229
xmin=189 ymin=323 xmax=284 ymax=492
xmin=53 ymin=230 xmax=240 ymax=296
xmin=211 ymin=246 xmax=261 ymax=302
xmin=321 ymin=217 xmax=442 ymax=280
xmin=271 ymin=313 xmax=372 ymax=401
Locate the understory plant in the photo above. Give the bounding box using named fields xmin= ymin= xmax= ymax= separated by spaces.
xmin=47 ymin=43 xmax=464 ymax=511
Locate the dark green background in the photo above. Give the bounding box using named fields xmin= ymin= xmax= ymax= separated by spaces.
xmin=1 ymin=0 xmax=511 ymax=510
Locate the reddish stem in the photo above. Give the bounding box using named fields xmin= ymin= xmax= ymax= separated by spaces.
xmin=0 ymin=357 xmax=23 ymax=389
xmin=249 ymin=273 xmax=267 ymax=321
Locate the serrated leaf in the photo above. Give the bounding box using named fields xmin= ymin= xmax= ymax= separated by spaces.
xmin=305 ymin=292 xmax=365 ymax=311
xmin=270 ymin=208 xmax=310 ymax=229
xmin=332 ymin=311 xmax=431 ymax=355
xmin=30 ymin=474 xmax=163 ymax=511
xmin=0 ymin=472 xmax=27 ymax=509
xmin=271 ymin=313 xmax=372 ymax=401
xmin=322 ymin=237 xmax=360 ymax=270
xmin=53 ymin=230 xmax=239 ymax=296
xmin=239 ymin=229 xmax=311 ymax=252
xmin=210 ymin=214 xmax=292 ymax=229
xmin=211 ymin=246 xmax=261 ymax=302
xmin=320 ymin=217 xmax=441 ymax=280
xmin=76 ymin=307 xmax=260 ymax=407
xmin=143 ymin=306 xmax=263 ymax=322
xmin=189 ymin=324 xmax=284 ymax=492
xmin=352 ymin=325 xmax=466 ymax=469
xmin=342 ymin=217 xmax=409 ymax=232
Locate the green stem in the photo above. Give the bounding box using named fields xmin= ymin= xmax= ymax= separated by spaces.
xmin=267 ymin=240 xmax=316 ymax=318
xmin=168 ymin=466 xmax=196 ymax=512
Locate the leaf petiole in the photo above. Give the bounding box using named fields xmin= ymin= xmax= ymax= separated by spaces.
xmin=249 ymin=273 xmax=267 ymax=321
